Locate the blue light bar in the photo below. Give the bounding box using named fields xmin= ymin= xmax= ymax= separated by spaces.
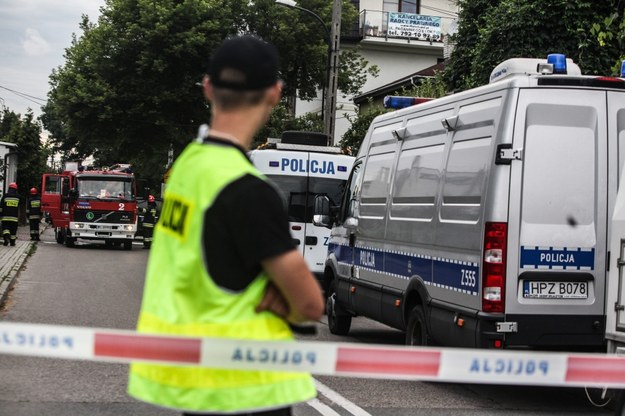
xmin=383 ymin=96 xmax=433 ymax=109
xmin=547 ymin=54 xmax=567 ymax=74
xmin=269 ymin=161 xmax=279 ymax=167
xmin=621 ymin=60 xmax=625 ymax=78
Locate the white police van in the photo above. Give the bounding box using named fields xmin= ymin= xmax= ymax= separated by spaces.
xmin=315 ymin=54 xmax=625 ymax=349
xmin=249 ymin=132 xmax=354 ymax=286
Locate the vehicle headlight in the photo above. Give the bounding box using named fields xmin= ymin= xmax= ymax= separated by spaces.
xmin=75 ymin=223 xmax=85 ymax=229
xmin=123 ymin=225 xmax=134 ymax=231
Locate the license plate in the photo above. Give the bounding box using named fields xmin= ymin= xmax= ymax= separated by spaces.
xmin=523 ymin=281 xmax=588 ymax=299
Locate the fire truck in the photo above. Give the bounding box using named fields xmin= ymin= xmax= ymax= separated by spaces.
xmin=41 ymin=162 xmax=138 ymax=249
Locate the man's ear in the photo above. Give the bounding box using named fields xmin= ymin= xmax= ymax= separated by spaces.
xmin=267 ymin=81 xmax=283 ymax=106
xmin=202 ymin=75 xmax=213 ymax=101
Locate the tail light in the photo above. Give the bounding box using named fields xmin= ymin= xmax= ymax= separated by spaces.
xmin=482 ymin=222 xmax=507 ymax=313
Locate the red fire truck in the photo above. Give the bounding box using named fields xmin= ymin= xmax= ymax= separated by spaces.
xmin=41 ymin=163 xmax=138 ymax=249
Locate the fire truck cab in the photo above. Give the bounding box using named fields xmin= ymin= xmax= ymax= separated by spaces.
xmin=41 ymin=163 xmax=138 ymax=249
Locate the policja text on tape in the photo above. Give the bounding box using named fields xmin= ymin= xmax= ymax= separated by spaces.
xmin=1 ymin=322 xmax=625 ymax=389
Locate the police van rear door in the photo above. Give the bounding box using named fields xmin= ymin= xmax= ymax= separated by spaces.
xmin=608 ymin=89 xmax=625 ymax=337
xmin=506 ymin=88 xmax=607 ymax=345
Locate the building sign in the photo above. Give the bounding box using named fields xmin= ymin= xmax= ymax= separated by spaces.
xmin=387 ymin=12 xmax=442 ymax=41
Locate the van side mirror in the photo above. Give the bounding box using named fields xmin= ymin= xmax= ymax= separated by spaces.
xmin=313 ymin=195 xmax=332 ymax=228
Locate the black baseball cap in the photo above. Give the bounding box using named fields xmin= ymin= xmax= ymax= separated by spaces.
xmin=208 ymin=35 xmax=280 ymax=91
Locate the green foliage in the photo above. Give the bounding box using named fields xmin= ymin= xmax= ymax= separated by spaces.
xmin=340 ymin=74 xmax=447 ymax=156
xmin=340 ymin=99 xmax=388 ymax=156
xmin=0 ymin=109 xmax=50 ymax=199
xmin=445 ymin=0 xmax=623 ymax=91
xmin=41 ymin=0 xmax=375 ymax=192
xmin=253 ymin=103 xmax=324 ymax=148
xmin=403 ymin=73 xmax=448 ymax=98
xmin=590 ymin=9 xmax=625 ymax=75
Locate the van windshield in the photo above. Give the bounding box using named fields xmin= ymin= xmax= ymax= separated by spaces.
xmin=267 ymin=175 xmax=346 ymax=223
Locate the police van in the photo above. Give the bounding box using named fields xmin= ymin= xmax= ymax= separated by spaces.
xmin=249 ymin=132 xmax=354 ymax=285
xmin=315 ymin=54 xmax=625 ymax=349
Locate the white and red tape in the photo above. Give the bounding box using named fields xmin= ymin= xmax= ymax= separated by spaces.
xmin=1 ymin=322 xmax=624 ymax=388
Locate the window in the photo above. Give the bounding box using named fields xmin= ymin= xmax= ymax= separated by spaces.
xmin=383 ymin=0 xmax=419 ymax=13
xmin=44 ymin=176 xmax=60 ymax=194
xmin=339 ymin=163 xmax=363 ymax=222
xmin=267 ymin=175 xmax=348 ymax=223
xmin=77 ymin=178 xmax=135 ymax=200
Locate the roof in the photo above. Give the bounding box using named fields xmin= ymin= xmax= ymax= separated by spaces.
xmin=0 ymin=141 xmax=18 ymax=148
xmin=353 ymin=61 xmax=446 ymax=105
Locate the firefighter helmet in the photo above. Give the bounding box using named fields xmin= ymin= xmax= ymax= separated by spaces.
xmin=30 ymin=187 xmax=38 ymax=195
xmin=9 ymin=183 xmax=17 ymax=190
xmin=148 ymin=195 xmax=155 ymax=203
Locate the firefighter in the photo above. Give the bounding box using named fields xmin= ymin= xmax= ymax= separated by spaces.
xmin=140 ymin=194 xmax=157 ymax=249
xmin=27 ymin=187 xmax=41 ymax=241
xmin=1 ymin=183 xmax=20 ymax=246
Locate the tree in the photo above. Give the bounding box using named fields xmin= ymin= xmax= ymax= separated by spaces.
xmin=590 ymin=8 xmax=625 ymax=75
xmin=443 ymin=0 xmax=499 ymax=92
xmin=340 ymin=75 xmax=448 ymax=155
xmin=42 ymin=0 xmax=376 ymax=192
xmin=340 ymin=102 xmax=387 ymax=156
xmin=444 ymin=0 xmax=623 ymax=91
xmin=0 ymin=108 xmax=50 ymax=210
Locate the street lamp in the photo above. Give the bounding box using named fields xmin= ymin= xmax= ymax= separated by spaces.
xmin=275 ymin=0 xmax=341 ymax=144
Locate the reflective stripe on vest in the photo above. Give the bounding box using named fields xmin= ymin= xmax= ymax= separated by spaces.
xmin=127 ymin=141 xmax=315 ymax=413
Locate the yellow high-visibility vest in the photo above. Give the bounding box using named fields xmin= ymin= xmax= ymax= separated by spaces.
xmin=128 ymin=140 xmax=315 ymax=413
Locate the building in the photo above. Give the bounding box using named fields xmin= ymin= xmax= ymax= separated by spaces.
xmin=0 ymin=141 xmax=17 ymax=195
xmin=295 ymin=0 xmax=458 ymax=145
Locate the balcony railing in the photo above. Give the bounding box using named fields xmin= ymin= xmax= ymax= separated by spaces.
xmin=353 ymin=9 xmax=445 ymax=43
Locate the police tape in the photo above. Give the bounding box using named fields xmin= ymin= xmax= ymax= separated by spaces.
xmin=1 ymin=321 xmax=625 ymax=388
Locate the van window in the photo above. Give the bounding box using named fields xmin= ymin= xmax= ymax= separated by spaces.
xmin=617 ymin=108 xmax=625 ymax=183
xmin=361 ymin=153 xmax=394 ymax=238
xmin=440 ymin=137 xmax=491 ymax=222
xmin=522 ymin=104 xmax=596 ymax=228
xmin=392 ymin=144 xmax=444 ymax=221
xmin=339 ymin=163 xmax=363 ymax=222
xmin=361 ymin=153 xmax=394 ymax=207
xmin=267 ymin=175 xmax=347 ymax=223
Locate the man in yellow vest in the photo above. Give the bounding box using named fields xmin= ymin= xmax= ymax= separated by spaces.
xmin=128 ymin=35 xmax=325 ymax=416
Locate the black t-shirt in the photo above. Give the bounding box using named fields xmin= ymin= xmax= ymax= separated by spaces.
xmin=202 ymin=164 xmax=296 ymax=292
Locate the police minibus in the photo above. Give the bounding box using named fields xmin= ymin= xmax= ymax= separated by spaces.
xmin=249 ymin=132 xmax=354 ymax=286
xmin=315 ymin=54 xmax=625 ymax=350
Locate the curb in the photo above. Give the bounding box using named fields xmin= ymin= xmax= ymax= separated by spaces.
xmin=0 ymin=225 xmax=43 ymax=308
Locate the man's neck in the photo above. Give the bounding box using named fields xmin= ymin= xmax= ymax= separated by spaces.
xmin=210 ymin=110 xmax=264 ymax=150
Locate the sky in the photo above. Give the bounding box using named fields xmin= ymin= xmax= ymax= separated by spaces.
xmin=0 ymin=0 xmax=105 ymax=119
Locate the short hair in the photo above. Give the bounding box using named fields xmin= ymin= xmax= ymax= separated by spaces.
xmin=210 ymin=87 xmax=268 ymax=111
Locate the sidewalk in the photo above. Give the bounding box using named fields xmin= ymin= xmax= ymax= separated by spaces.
xmin=0 ymin=225 xmax=40 ymax=307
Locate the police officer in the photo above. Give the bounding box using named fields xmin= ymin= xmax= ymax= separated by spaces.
xmin=27 ymin=187 xmax=42 ymax=241
xmin=140 ymin=194 xmax=157 ymax=249
xmin=128 ymin=36 xmax=324 ymax=415
xmin=1 ymin=183 xmax=20 ymax=246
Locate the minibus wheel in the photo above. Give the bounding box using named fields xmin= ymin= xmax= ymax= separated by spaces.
xmin=406 ymin=306 xmax=428 ymax=346
xmin=327 ymin=282 xmax=351 ymax=335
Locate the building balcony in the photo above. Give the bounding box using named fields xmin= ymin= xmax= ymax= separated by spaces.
xmin=342 ymin=9 xmax=447 ymax=52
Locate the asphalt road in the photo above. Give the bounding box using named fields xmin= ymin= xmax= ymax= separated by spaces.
xmin=0 ymin=227 xmax=617 ymax=415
